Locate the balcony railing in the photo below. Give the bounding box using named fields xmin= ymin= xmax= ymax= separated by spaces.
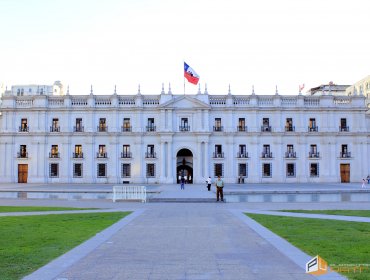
xmin=285 ymin=126 xmax=295 ymax=132
xmin=121 ymin=152 xmax=132 ymax=158
xmin=261 ymin=152 xmax=273 ymax=158
xmin=73 ymin=126 xmax=84 ymax=132
xmin=237 ymin=152 xmax=249 ymax=158
xmin=261 ymin=126 xmax=272 ymax=132
xmin=340 ymin=152 xmax=351 ymax=158
xmin=121 ymin=126 xmax=132 ymax=132
xmin=339 ymin=126 xmax=349 ymax=132
xmin=237 ymin=126 xmax=248 ymax=132
xmin=73 ymin=152 xmax=84 ymax=158
xmin=19 ymin=126 xmax=29 ymax=132
xmin=308 ymin=126 xmax=318 ymax=132
xmin=50 ymin=126 xmax=60 ymax=132
xmin=97 ymin=126 xmax=108 ymax=132
xmin=179 ymin=125 xmax=190 ymax=132
xmin=146 ymin=126 xmax=156 ymax=132
xmin=309 ymin=152 xmax=320 ymax=158
xmin=49 ymin=152 xmax=60 ymax=158
xmin=285 ymin=152 xmax=297 ymax=158
xmin=213 ymin=152 xmax=224 ymax=158
xmin=145 ymin=152 xmax=156 ymax=158
xmin=17 ymin=152 xmax=28 ymax=158
xmin=97 ymin=152 xmax=108 ymax=158
xmin=213 ymin=126 xmax=223 ymax=132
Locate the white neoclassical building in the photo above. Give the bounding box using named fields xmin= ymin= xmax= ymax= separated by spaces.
xmin=0 ymin=82 xmax=369 ymax=184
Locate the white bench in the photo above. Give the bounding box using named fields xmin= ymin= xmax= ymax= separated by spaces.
xmin=112 ymin=185 xmax=146 ymax=203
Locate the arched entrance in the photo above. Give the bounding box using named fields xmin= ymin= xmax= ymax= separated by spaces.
xmin=176 ymin=148 xmax=193 ymax=184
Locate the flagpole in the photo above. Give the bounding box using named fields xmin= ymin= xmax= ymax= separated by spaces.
xmin=184 ymin=77 xmax=186 ymax=95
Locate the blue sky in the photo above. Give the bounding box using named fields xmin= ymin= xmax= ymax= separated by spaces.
xmin=0 ymin=0 xmax=369 ymax=95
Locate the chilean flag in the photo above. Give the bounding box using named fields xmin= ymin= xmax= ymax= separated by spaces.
xmin=184 ymin=62 xmax=200 ymax=85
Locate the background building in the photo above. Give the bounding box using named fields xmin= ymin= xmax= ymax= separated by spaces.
xmin=0 ymin=82 xmax=369 ymax=184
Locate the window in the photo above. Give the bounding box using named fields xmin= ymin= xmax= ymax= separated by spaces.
xmin=262 ymin=163 xmax=272 ymax=177
xmin=214 ymin=163 xmax=223 ymax=177
xmin=238 ymin=145 xmax=247 ymax=158
xmin=286 ymin=145 xmax=295 ymax=158
xmin=262 ymin=118 xmax=271 ymax=132
xmin=238 ymin=163 xmax=247 ymax=177
xmin=310 ymin=163 xmax=319 ymax=177
xmin=18 ymin=145 xmax=27 ymax=158
xmin=180 ymin=118 xmax=189 ymax=131
xmin=98 ymin=145 xmax=107 ymax=158
xmin=98 ymin=118 xmax=107 ymax=132
xmin=309 ymin=145 xmax=318 ymax=157
xmin=75 ymin=118 xmax=83 ymax=132
xmin=73 ymin=163 xmax=83 ymax=178
xmin=51 ymin=118 xmax=60 ymax=132
xmin=121 ymin=164 xmax=131 ymax=177
xmin=262 ymin=145 xmax=271 ymax=158
xmin=214 ymin=118 xmax=222 ymax=131
xmin=74 ymin=145 xmax=83 ymax=158
xmin=285 ymin=118 xmax=294 ymax=131
xmin=146 ymin=163 xmax=155 ymax=177
xmin=122 ymin=118 xmax=131 ymax=132
xmin=20 ymin=118 xmax=28 ymax=132
xmin=146 ymin=145 xmax=155 ymax=158
xmin=286 ymin=163 xmax=295 ymax=177
xmin=122 ymin=145 xmax=131 ymax=158
xmin=49 ymin=163 xmax=59 ymax=178
xmin=309 ymin=118 xmax=317 ymax=131
xmin=340 ymin=118 xmax=348 ymax=131
xmin=341 ymin=145 xmax=350 ymax=157
xmin=238 ymin=118 xmax=246 ymax=131
xmin=214 ymin=145 xmax=223 ymax=158
xmin=50 ymin=145 xmax=59 ymax=158
xmin=97 ymin=163 xmax=107 ymax=177
xmin=147 ymin=118 xmax=155 ymax=131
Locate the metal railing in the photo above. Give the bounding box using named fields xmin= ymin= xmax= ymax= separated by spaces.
xmin=308 ymin=126 xmax=318 ymax=132
xmin=339 ymin=126 xmax=349 ymax=132
xmin=121 ymin=126 xmax=132 ymax=132
xmin=97 ymin=126 xmax=108 ymax=132
xmin=73 ymin=126 xmax=84 ymax=132
xmin=237 ymin=126 xmax=248 ymax=132
xmin=50 ymin=126 xmax=60 ymax=132
xmin=309 ymin=152 xmax=320 ymax=158
xmin=213 ymin=126 xmax=223 ymax=132
xmin=97 ymin=152 xmax=108 ymax=158
xmin=261 ymin=152 xmax=273 ymax=158
xmin=261 ymin=126 xmax=272 ymax=132
xmin=237 ymin=152 xmax=249 ymax=158
xmin=179 ymin=125 xmax=190 ymax=132
xmin=17 ymin=152 xmax=28 ymax=158
xmin=285 ymin=152 xmax=297 ymax=158
xmin=19 ymin=126 xmax=29 ymax=132
xmin=73 ymin=152 xmax=84 ymax=158
xmin=49 ymin=152 xmax=60 ymax=158
xmin=121 ymin=152 xmax=132 ymax=158
xmin=113 ymin=185 xmax=146 ymax=202
xmin=145 ymin=152 xmax=156 ymax=158
xmin=213 ymin=152 xmax=224 ymax=158
xmin=340 ymin=152 xmax=351 ymax=158
xmin=146 ymin=126 xmax=156 ymax=132
xmin=285 ymin=126 xmax=295 ymax=132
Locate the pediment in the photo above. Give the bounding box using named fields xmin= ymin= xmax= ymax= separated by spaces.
xmin=160 ymin=95 xmax=210 ymax=109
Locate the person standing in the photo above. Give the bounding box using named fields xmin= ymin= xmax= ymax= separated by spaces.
xmin=362 ymin=178 xmax=366 ymax=189
xmin=215 ymin=175 xmax=224 ymax=201
xmin=367 ymin=175 xmax=370 ymax=184
xmin=180 ymin=176 xmax=185 ymax=190
xmin=206 ymin=176 xmax=212 ymax=191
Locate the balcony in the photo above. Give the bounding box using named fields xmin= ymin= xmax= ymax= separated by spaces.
xmin=213 ymin=152 xmax=224 ymax=158
xmin=285 ymin=152 xmax=297 ymax=158
xmin=73 ymin=152 xmax=84 ymax=159
xmin=97 ymin=126 xmax=108 ymax=132
xmin=146 ymin=126 xmax=156 ymax=132
xmin=49 ymin=152 xmax=60 ymax=158
xmin=73 ymin=126 xmax=84 ymax=132
xmin=261 ymin=152 xmax=273 ymax=158
xmin=96 ymin=152 xmax=108 ymax=158
xmin=308 ymin=126 xmax=318 ymax=132
xmin=261 ymin=126 xmax=272 ymax=132
xmin=50 ymin=126 xmax=60 ymax=132
xmin=339 ymin=126 xmax=349 ymax=132
xmin=309 ymin=152 xmax=320 ymax=158
xmin=237 ymin=126 xmax=248 ymax=132
xmin=213 ymin=126 xmax=223 ymax=132
xmin=19 ymin=126 xmax=29 ymax=132
xmin=179 ymin=125 xmax=190 ymax=132
xmin=121 ymin=126 xmax=132 ymax=132
xmin=340 ymin=152 xmax=351 ymax=158
xmin=17 ymin=152 xmax=28 ymax=158
xmin=237 ymin=152 xmax=249 ymax=158
xmin=285 ymin=126 xmax=295 ymax=132
xmin=145 ymin=152 xmax=156 ymax=158
xmin=121 ymin=152 xmax=132 ymax=158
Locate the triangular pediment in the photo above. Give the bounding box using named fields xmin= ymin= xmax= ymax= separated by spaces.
xmin=160 ymin=95 xmax=210 ymax=109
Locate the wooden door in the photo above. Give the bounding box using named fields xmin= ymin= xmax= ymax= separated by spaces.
xmin=340 ymin=164 xmax=350 ymax=183
xmin=18 ymin=164 xmax=28 ymax=183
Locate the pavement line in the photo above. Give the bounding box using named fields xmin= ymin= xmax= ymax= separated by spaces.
xmin=229 ymin=209 xmax=345 ymax=280
xmin=0 ymin=209 xmax=130 ymax=217
xmin=22 ymin=208 xmax=146 ymax=280
xmin=243 ymin=210 xmax=370 ymax=223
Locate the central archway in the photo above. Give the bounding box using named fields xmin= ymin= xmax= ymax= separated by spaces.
xmin=176 ymin=148 xmax=193 ymax=184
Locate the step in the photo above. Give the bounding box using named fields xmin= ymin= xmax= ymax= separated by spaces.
xmin=147 ymin=198 xmax=222 ymax=203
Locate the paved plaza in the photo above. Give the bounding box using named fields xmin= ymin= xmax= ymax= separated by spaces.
xmin=1 ymin=182 xmax=369 ymax=279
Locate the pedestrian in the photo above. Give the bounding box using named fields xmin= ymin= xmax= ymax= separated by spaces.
xmin=206 ymin=176 xmax=212 ymax=191
xmin=180 ymin=176 xmax=185 ymax=190
xmin=362 ymin=178 xmax=366 ymax=189
xmin=367 ymin=175 xmax=370 ymax=184
xmin=215 ymin=175 xmax=224 ymax=201
xmin=184 ymin=175 xmax=188 ymax=184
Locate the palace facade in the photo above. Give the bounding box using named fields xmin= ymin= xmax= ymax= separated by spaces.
xmin=0 ymin=83 xmax=369 ymax=184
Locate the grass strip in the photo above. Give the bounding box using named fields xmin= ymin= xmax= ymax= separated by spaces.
xmin=0 ymin=206 xmax=98 ymax=212
xmin=246 ymin=213 xmax=370 ymax=280
xmin=0 ymin=212 xmax=130 ymax=280
xmin=279 ymin=210 xmax=370 ymax=218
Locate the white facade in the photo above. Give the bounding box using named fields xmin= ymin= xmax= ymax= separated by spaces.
xmin=0 ymin=85 xmax=369 ymax=184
